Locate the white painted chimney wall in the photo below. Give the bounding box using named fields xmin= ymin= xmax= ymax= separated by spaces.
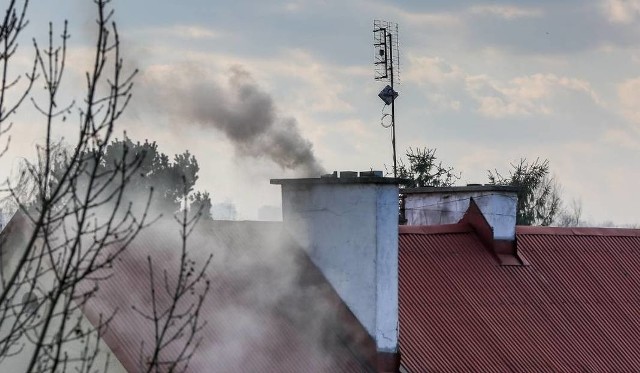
xmin=272 ymin=176 xmax=400 ymax=353
xmin=404 ymin=185 xmax=519 ymax=240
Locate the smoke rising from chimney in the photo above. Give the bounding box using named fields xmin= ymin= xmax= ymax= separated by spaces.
xmin=140 ymin=65 xmax=325 ymax=176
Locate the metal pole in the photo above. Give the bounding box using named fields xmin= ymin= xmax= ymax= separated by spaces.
xmin=388 ymin=32 xmax=397 ymax=178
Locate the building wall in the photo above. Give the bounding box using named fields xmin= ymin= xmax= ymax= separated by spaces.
xmin=375 ymin=185 xmax=400 ymax=353
xmin=405 ymin=190 xmax=518 ymax=240
xmin=280 ymin=181 xmax=399 ymax=352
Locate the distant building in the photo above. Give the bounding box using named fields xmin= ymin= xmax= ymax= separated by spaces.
xmin=210 ymin=201 xmax=237 ymax=220
xmin=257 ymin=205 xmax=282 ymax=221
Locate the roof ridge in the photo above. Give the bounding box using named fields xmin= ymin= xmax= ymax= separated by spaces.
xmin=399 ymin=223 xmax=473 ymax=235
xmin=516 ymin=226 xmax=640 ymax=237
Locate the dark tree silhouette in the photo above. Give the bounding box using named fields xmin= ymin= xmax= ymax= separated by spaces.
xmin=488 ymin=158 xmax=562 ymax=226
xmin=396 ymin=147 xmax=460 ymax=188
xmin=397 ymin=147 xmax=566 ymax=227
xmin=97 ymin=137 xmax=213 ymax=219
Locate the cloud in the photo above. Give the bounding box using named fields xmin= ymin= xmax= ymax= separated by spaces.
xmin=266 ymin=49 xmax=355 ymax=113
xmin=467 ymin=73 xmax=601 ymax=118
xmin=617 ymin=77 xmax=640 ymax=126
xmin=398 ymin=11 xmax=462 ymax=28
xmin=170 ymin=25 xmax=221 ymax=39
xmin=363 ymin=1 xmax=463 ymax=29
xmin=133 ymin=25 xmax=222 ymax=40
xmin=284 ymin=2 xmax=301 ymax=12
xmin=405 ymin=55 xmax=464 ymax=86
xmin=407 ymin=55 xmax=601 ymax=118
xmin=367 ymin=1 xmax=542 ymax=27
xmin=404 ymin=55 xmax=465 ymax=111
xmin=603 ymin=0 xmax=640 ymax=24
xmin=283 ymin=2 xmax=304 ymax=13
xmin=366 ymin=1 xmax=640 ymax=55
xmin=469 ymin=5 xmax=543 ymax=19
xmin=158 ymin=48 xmax=356 ymax=115
xmin=603 ymin=128 xmax=640 ymax=149
xmin=426 ymin=93 xmax=462 ymax=112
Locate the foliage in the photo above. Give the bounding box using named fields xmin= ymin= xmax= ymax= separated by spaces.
xmin=397 ymin=147 xmax=460 ymax=188
xmin=397 ymin=148 xmax=568 ymax=227
xmin=189 ymin=191 xmax=213 ymax=220
xmin=3 ymin=137 xmax=213 ymax=220
xmin=488 ymin=158 xmax=561 ymax=226
xmin=0 ymin=1 xmax=210 ymax=372
xmin=98 ymin=137 xmax=213 ymax=219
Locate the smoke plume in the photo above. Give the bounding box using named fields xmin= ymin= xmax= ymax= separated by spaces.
xmin=140 ymin=65 xmax=325 ymax=176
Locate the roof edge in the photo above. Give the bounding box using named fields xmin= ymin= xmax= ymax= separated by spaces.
xmin=271 ymin=177 xmax=408 ymax=185
xmin=399 ymin=223 xmax=472 ymax=235
xmin=402 ymin=185 xmax=519 ymax=194
xmin=516 ymin=225 xmax=640 ymax=237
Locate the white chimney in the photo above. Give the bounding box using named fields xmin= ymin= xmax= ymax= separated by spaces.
xmin=403 ymin=185 xmax=519 ymax=240
xmin=271 ymin=172 xmax=400 ymax=371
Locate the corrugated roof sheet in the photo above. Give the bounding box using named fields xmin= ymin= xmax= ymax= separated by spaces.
xmin=79 ymin=220 xmax=374 ymax=373
xmin=399 ymin=224 xmax=640 ymax=373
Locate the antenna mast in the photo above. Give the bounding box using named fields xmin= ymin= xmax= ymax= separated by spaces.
xmin=373 ymin=20 xmax=400 ymax=177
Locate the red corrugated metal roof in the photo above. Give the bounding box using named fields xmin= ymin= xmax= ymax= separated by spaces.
xmin=78 ymin=221 xmax=374 ymax=373
xmin=399 ymin=224 xmax=640 ymax=373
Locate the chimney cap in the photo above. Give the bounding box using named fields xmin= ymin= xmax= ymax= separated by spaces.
xmin=360 ymin=170 xmax=384 ymax=177
xmin=271 ymin=176 xmax=408 ymax=186
xmin=340 ymin=171 xmax=358 ymax=178
xmin=402 ymin=185 xmax=519 ymax=194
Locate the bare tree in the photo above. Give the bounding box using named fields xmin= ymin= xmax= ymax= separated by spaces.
xmin=134 ymin=182 xmax=212 ymax=373
xmin=556 ymin=198 xmax=584 ymax=227
xmin=0 ymin=1 xmax=208 ymax=372
xmin=0 ymin=0 xmax=36 ymax=159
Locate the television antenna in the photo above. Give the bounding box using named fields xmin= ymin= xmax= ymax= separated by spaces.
xmin=373 ymin=20 xmax=400 ymax=177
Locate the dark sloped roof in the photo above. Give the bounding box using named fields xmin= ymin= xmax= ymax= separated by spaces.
xmin=79 ymin=220 xmax=374 ymax=373
xmin=399 ymin=224 xmax=640 ymax=373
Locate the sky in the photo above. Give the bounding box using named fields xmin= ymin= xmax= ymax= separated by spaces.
xmin=3 ymin=0 xmax=640 ymax=224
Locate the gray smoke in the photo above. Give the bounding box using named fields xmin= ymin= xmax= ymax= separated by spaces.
xmin=140 ymin=65 xmax=325 ymax=176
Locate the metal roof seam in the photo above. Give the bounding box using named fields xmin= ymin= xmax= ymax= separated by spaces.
xmin=399 ymin=227 xmax=640 ymax=372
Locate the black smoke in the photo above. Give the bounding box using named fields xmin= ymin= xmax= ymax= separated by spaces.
xmin=140 ymin=65 xmax=325 ymax=176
